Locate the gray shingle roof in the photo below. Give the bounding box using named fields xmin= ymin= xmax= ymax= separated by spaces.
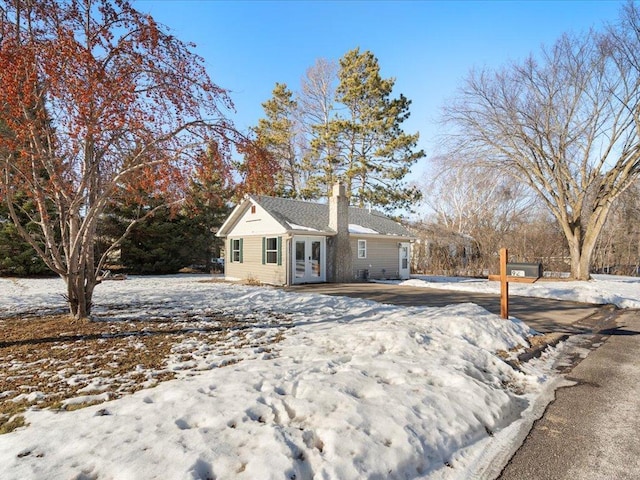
xmin=251 ymin=195 xmax=412 ymax=237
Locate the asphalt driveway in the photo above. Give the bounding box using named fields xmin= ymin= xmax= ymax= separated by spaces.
xmin=287 ymin=282 xmax=602 ymax=334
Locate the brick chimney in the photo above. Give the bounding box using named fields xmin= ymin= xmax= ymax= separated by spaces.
xmin=328 ymin=183 xmax=352 ymax=282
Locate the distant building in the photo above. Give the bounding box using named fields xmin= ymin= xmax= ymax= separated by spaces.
xmin=409 ymin=222 xmax=479 ymax=275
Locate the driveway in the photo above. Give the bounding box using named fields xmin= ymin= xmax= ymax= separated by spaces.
xmin=287 ymin=282 xmax=602 ymax=334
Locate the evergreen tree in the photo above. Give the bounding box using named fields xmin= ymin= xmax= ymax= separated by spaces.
xmin=120 ymin=206 xmax=204 ymax=275
xmin=247 ymin=49 xmax=423 ymax=211
xmin=329 ymin=48 xmax=424 ymax=210
xmin=187 ymin=143 xmax=235 ymax=269
xmin=96 ymin=143 xmax=234 ymax=274
xmin=0 ymin=194 xmax=52 ymax=276
xmin=97 ymin=196 xmax=210 ymax=275
xmin=0 ymin=117 xmax=53 ymax=276
xmin=253 ymin=83 xmax=301 ymax=197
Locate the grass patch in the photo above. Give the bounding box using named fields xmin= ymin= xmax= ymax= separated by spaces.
xmin=0 ymin=415 xmax=27 ymax=434
xmin=0 ymin=310 xmax=292 ymax=433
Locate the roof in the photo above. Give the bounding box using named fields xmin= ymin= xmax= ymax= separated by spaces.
xmin=218 ymin=194 xmax=413 ymax=238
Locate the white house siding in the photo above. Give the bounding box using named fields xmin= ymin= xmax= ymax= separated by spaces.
xmin=350 ymin=236 xmax=405 ymax=279
xmin=225 ymin=236 xmax=288 ymax=286
xmin=230 ymin=202 xmax=287 ymax=236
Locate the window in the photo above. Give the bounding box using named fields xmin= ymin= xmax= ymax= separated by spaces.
xmin=401 ymin=246 xmax=409 ymax=269
xmin=265 ymin=237 xmax=278 ymax=264
xmin=262 ymin=236 xmax=282 ymax=265
xmin=358 ymin=239 xmax=367 ymax=259
xmin=231 ymin=239 xmax=242 ymax=263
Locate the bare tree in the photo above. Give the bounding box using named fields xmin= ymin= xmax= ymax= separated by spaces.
xmin=442 ymin=20 xmax=640 ymax=279
xmin=592 ymin=180 xmax=640 ymax=275
xmin=0 ymin=0 xmax=234 ymax=320
xmin=297 ymin=58 xmax=339 ymax=199
xmin=423 ymin=155 xmax=536 ymax=270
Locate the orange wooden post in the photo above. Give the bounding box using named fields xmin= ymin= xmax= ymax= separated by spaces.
xmin=500 ymin=248 xmax=509 ymax=319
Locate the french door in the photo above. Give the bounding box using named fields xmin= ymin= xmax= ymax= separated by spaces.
xmin=293 ymin=236 xmax=325 ymax=283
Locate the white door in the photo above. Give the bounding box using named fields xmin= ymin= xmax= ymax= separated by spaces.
xmin=399 ymin=242 xmax=410 ymax=279
xmin=293 ymin=237 xmax=325 ymax=284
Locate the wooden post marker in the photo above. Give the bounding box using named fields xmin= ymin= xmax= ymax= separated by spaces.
xmin=488 ymin=248 xmax=542 ymax=319
xmin=499 ymin=248 xmax=509 ymax=319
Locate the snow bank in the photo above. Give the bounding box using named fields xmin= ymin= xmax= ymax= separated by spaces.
xmin=0 ymin=276 xmax=556 ymax=479
xmin=391 ymin=274 xmax=640 ymax=309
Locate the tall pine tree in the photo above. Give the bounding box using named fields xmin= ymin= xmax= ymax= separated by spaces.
xmin=0 ymin=115 xmax=52 ymax=276
xmin=252 ymin=83 xmax=301 ymax=197
xmin=329 ymin=48 xmax=424 ymax=210
xmin=96 ymin=143 xmax=234 ymax=274
xmin=248 ymin=49 xmax=424 ymax=211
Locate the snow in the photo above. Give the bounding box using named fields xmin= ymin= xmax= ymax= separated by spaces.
xmin=348 ymin=224 xmax=379 ymax=234
xmin=385 ymin=274 xmax=640 ymax=309
xmin=0 ymin=273 xmax=637 ymax=479
xmin=288 ymin=223 xmax=321 ymax=232
xmin=286 ymin=222 xmax=386 ymax=235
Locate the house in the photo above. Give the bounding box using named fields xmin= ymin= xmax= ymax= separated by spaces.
xmin=216 ymin=184 xmax=414 ymax=285
xmin=409 ymin=222 xmax=479 ymax=276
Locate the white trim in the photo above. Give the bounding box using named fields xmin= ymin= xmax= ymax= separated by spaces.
xmin=399 ymin=242 xmax=411 ymax=279
xmin=265 ymin=237 xmax=278 ymax=264
xmin=216 ymin=201 xmax=247 ymax=237
xmin=292 ymin=236 xmax=326 ymax=284
xmin=349 ymin=233 xmax=415 ymax=241
xmin=289 ymin=230 xmax=334 ymax=237
xmin=217 ymin=197 xmax=287 ymax=237
xmin=230 ymin=238 xmax=242 ymax=263
xmin=357 ymin=239 xmax=367 ymax=259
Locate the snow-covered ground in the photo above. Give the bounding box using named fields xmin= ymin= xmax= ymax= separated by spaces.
xmin=0 ymin=274 xmax=637 ymax=479
xmin=383 ymin=274 xmax=640 ymax=309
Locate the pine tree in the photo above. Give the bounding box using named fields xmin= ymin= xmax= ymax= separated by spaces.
xmin=0 ymin=194 xmax=52 ymax=276
xmin=187 ymin=143 xmax=235 ymax=269
xmin=247 ymin=49 xmax=423 ymax=211
xmin=253 ymin=83 xmax=301 ymax=197
xmin=0 ymin=117 xmax=53 ymax=276
xmin=329 ymin=48 xmax=424 ymax=211
xmin=96 ymin=143 xmax=234 ymax=274
xmin=119 ymin=205 xmax=201 ymax=275
xmin=97 ymin=195 xmax=212 ymax=275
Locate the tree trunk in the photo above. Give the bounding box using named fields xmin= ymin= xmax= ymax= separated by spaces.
xmin=65 ymin=247 xmax=98 ymax=322
xmin=567 ymin=228 xmax=599 ymax=281
xmin=569 ymin=247 xmax=591 ymax=280
xmin=66 ymin=273 xmax=92 ymax=321
xmin=570 ymin=200 xmax=615 ymax=280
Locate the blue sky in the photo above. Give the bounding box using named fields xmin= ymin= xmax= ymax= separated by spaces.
xmin=134 ymin=0 xmax=626 ymax=180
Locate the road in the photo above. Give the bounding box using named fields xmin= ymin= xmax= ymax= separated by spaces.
xmin=498 ymin=309 xmax=640 ymax=479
